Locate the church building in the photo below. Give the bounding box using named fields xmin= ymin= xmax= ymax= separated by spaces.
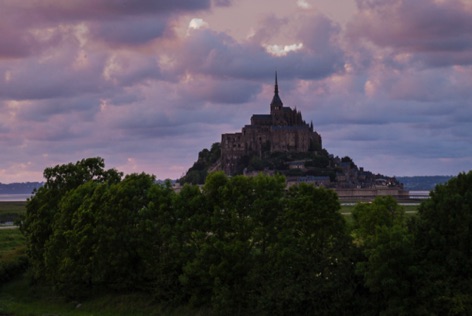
xmin=220 ymin=73 xmax=322 ymax=175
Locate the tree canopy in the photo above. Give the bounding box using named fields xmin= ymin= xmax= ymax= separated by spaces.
xmin=20 ymin=158 xmax=472 ymax=315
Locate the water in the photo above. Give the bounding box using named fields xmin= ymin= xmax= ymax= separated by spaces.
xmin=0 ymin=194 xmax=33 ymax=201
xmin=409 ymin=190 xmax=430 ymax=199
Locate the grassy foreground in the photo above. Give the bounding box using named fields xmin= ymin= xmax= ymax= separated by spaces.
xmin=0 ymin=201 xmax=27 ymax=224
xmin=0 ymin=276 xmax=209 ymax=316
xmin=0 ymin=228 xmax=25 ymax=258
xmin=340 ymin=203 xmax=419 ymax=216
xmin=0 ymin=227 xmax=203 ymax=316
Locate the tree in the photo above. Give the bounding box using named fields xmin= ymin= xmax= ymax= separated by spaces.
xmin=351 ymin=196 xmax=405 ymax=246
xmin=414 ymin=171 xmax=472 ymax=315
xmin=42 ymin=181 xmax=105 ymax=296
xmin=20 ymin=157 xmax=121 ymax=282
xmin=181 ymin=173 xmax=257 ymax=312
xmin=36 ymin=172 xmax=162 ymax=297
xmin=358 ymin=225 xmax=419 ymax=315
xmin=180 ymin=173 xmax=287 ymax=314
xmin=350 ymin=196 xmax=421 ymax=315
xmin=91 ymin=173 xmax=158 ymax=291
xmin=260 ymin=183 xmax=354 ymax=315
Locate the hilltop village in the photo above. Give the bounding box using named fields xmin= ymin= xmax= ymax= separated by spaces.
xmin=181 ymin=74 xmax=405 ymax=198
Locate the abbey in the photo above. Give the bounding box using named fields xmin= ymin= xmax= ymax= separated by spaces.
xmin=220 ymin=73 xmax=322 ymax=175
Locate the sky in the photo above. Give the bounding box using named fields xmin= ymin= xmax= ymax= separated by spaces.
xmin=1 ymin=0 xmax=471 ymax=183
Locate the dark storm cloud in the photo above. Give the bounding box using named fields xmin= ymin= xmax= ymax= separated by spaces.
xmin=18 ymin=0 xmax=212 ymax=22
xmin=0 ymin=0 xmax=216 ymax=50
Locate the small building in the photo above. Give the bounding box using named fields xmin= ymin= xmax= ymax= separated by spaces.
xmin=288 ymin=161 xmax=306 ymax=170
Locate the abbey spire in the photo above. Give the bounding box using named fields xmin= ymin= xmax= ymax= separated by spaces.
xmin=275 ymin=71 xmax=279 ymax=94
xmin=270 ymin=71 xmax=283 ymax=110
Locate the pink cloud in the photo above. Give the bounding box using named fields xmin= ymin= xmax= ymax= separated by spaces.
xmin=0 ymin=23 xmax=39 ymax=59
xmin=5 ymin=0 xmax=213 ymax=23
xmin=349 ymin=0 xmax=472 ymax=66
xmin=89 ymin=16 xmax=172 ymax=46
xmin=173 ymin=13 xmax=345 ymax=81
xmin=0 ymin=0 xmax=471 ymax=183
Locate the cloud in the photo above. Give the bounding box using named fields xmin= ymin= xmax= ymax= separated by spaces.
xmin=0 ymin=0 xmax=471 ymax=183
xmin=0 ymin=22 xmax=39 ymax=59
xmin=297 ymin=0 xmax=311 ymax=9
xmin=349 ymin=0 xmax=472 ymax=67
xmin=0 ymin=0 xmax=218 ymax=52
xmin=174 ymin=13 xmax=345 ymax=81
xmin=90 ymin=16 xmax=171 ymax=46
xmin=212 ymin=0 xmax=233 ymax=6
xmin=9 ymin=0 xmax=213 ymax=22
xmin=188 ymin=18 xmax=209 ymax=30
xmin=178 ymin=75 xmax=262 ymax=104
xmin=265 ymin=43 xmax=303 ymax=56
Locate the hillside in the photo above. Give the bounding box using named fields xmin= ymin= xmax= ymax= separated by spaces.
xmin=0 ymin=182 xmax=43 ymax=194
xmin=181 ymin=75 xmax=404 ymax=189
xmin=396 ymin=176 xmax=452 ymax=191
xmin=180 ymin=143 xmax=401 ymax=189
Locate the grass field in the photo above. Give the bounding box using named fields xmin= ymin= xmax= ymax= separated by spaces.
xmin=0 ymin=228 xmax=26 ymax=267
xmin=340 ymin=203 xmax=419 ymax=215
xmin=0 ymin=201 xmax=27 ymax=213
xmin=340 ymin=203 xmax=419 ymax=226
xmin=0 ymin=275 xmax=208 ymax=316
xmin=0 ymin=201 xmax=27 ymax=224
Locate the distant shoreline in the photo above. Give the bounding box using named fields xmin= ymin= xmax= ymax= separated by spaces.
xmin=0 ymin=194 xmax=33 ymax=202
xmin=0 ymin=191 xmax=432 ymax=203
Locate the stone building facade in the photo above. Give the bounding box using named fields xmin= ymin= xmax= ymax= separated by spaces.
xmin=220 ymin=74 xmax=322 ymax=175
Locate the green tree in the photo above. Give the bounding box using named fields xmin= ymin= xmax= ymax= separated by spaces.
xmin=38 ymin=172 xmax=160 ymax=297
xmin=42 ymin=181 xmax=106 ymax=296
xmin=351 ymin=196 xmax=405 ymax=246
xmin=134 ymin=177 xmax=178 ymax=296
xmin=359 ymin=225 xmax=420 ymax=315
xmin=20 ymin=157 xmax=121 ymax=282
xmin=179 ymin=172 xmax=229 ymax=308
xmin=260 ymin=183 xmax=354 ymax=315
xmin=414 ymin=171 xmax=472 ymax=315
xmin=92 ymin=173 xmax=157 ymax=291
xmin=180 ymin=173 xmax=286 ymax=314
xmin=201 ymin=171 xmax=228 ymax=210
xmin=159 ymin=183 xmax=209 ymax=304
xmin=251 ymin=173 xmax=285 ymax=256
xmin=181 ymin=173 xmax=256 ymax=312
xmin=352 ymin=196 xmax=421 ymax=315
